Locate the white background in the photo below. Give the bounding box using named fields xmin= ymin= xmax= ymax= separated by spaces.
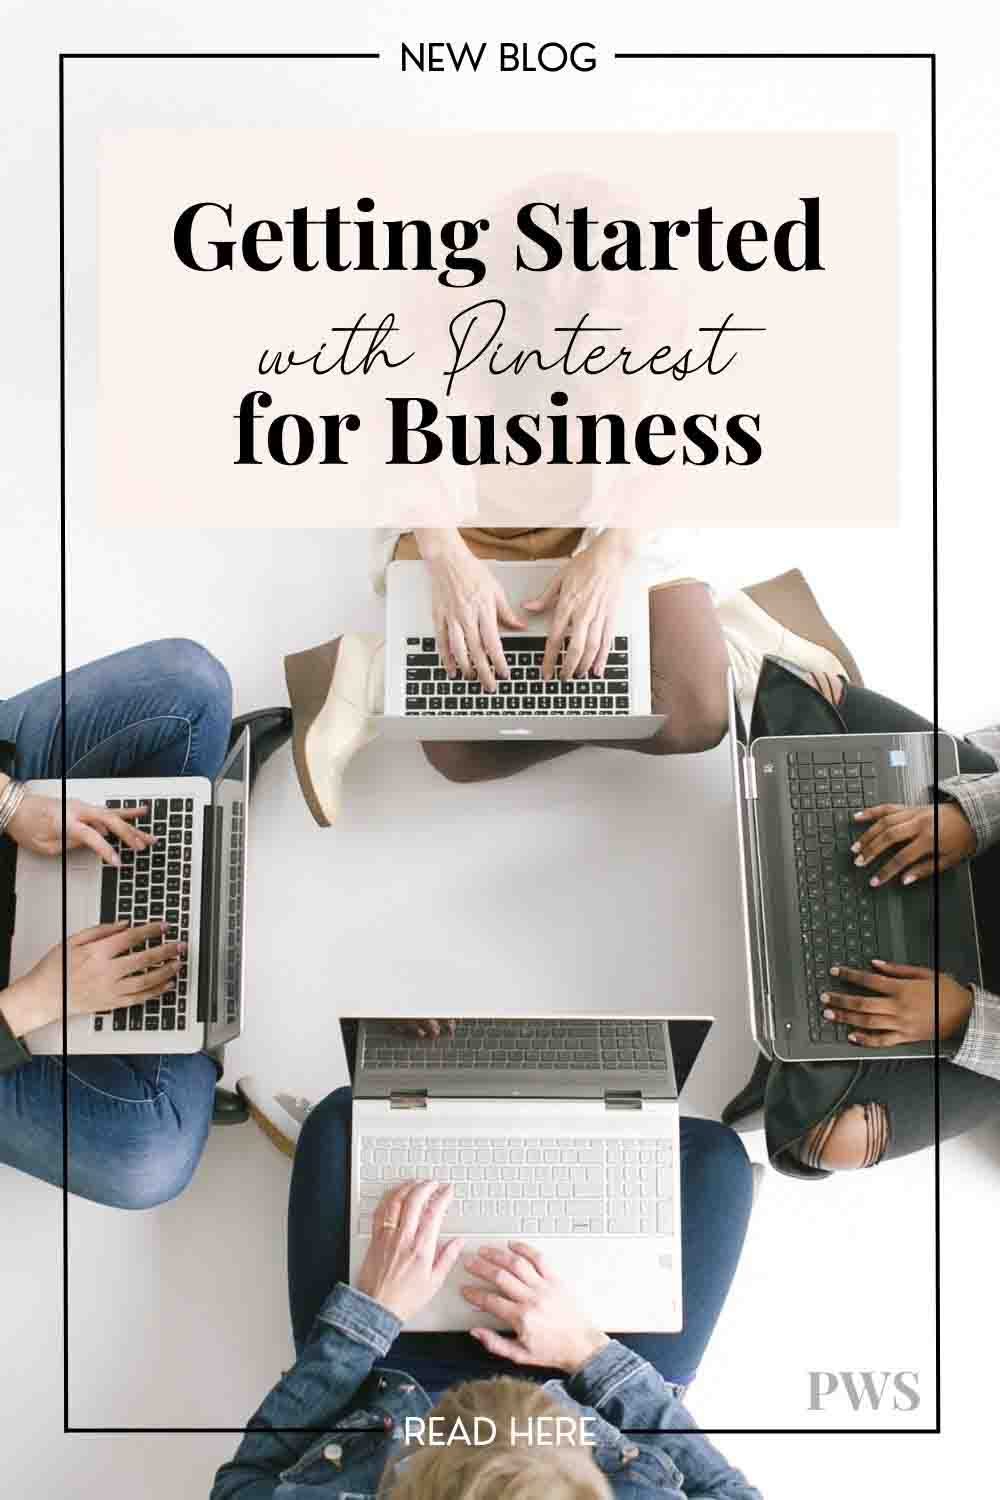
xmin=1 ymin=2 xmax=997 ymax=1496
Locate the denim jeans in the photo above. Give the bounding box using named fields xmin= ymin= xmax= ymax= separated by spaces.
xmin=0 ymin=639 xmax=232 ymax=1208
xmin=288 ymin=1087 xmax=753 ymax=1394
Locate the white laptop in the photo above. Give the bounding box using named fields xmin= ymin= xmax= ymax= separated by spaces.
xmin=381 ymin=559 xmax=664 ymax=741
xmin=9 ymin=731 xmax=249 ymax=1055
xmin=342 ymin=1013 xmax=712 ymax=1332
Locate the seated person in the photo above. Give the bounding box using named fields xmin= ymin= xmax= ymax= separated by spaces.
xmin=212 ymin=1084 xmax=760 ymax=1499
xmin=723 ymin=662 xmax=1000 ymax=1178
xmin=0 ymin=638 xmax=279 ymax=1209
xmin=285 ymin=522 xmax=856 ymax=826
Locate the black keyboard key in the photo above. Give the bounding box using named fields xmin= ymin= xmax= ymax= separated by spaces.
xmin=113 ymin=1010 xmax=127 ymax=1031
xmin=605 ymin=667 xmax=628 ymax=680
xmin=406 ymin=654 xmax=437 ymax=667
xmin=406 ymin=668 xmax=431 ymax=681
xmin=128 ymin=1005 xmax=143 ymax=1031
xmin=405 ymin=697 xmax=426 ymax=711
xmin=613 ymin=636 xmax=628 ymax=651
xmin=502 ymin=637 xmax=546 ymax=652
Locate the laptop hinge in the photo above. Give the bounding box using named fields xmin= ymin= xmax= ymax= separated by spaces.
xmin=390 ymin=1089 xmax=428 ymax=1110
xmin=605 ymin=1090 xmax=643 ymax=1111
xmin=742 ymin=756 xmax=758 ymax=800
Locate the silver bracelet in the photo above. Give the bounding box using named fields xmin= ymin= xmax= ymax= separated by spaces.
xmin=0 ymin=778 xmax=27 ymax=836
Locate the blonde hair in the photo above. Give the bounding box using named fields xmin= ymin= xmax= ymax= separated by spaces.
xmin=380 ymin=1377 xmax=612 ymax=1500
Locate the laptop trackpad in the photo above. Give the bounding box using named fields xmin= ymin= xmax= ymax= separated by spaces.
xmin=393 ymin=1235 xmax=679 ymax=1334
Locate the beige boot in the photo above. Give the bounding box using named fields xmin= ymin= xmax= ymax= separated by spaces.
xmin=718 ymin=569 xmax=862 ymax=726
xmin=284 ymin=634 xmax=384 ymax=827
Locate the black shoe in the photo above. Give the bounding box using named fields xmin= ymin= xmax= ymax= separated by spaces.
xmin=228 ymin=708 xmax=293 ymax=794
xmin=721 ymin=1053 xmax=773 ymax=1127
xmin=212 ymin=1085 xmax=250 ymax=1125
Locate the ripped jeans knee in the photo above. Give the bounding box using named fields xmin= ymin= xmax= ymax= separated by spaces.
xmin=798 ymin=1102 xmax=890 ymax=1170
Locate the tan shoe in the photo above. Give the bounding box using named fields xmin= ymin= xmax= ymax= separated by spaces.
xmin=284 ymin=634 xmax=384 ymax=827
xmin=236 ymin=1077 xmax=312 ymax=1159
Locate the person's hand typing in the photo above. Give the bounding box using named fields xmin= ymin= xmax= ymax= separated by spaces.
xmin=415 ymin=529 xmax=526 ymax=692
xmin=6 ymin=789 xmax=156 ymax=867
xmin=356 ymin=1180 xmax=465 ymax=1323
xmin=820 ymin=960 xmax=974 ymax=1047
xmin=462 ymin=1240 xmax=609 ymax=1373
xmin=0 ymin=920 xmax=185 ymax=1037
xmin=522 ymin=531 xmax=638 ymax=682
xmin=851 ymin=802 xmax=976 ymax=887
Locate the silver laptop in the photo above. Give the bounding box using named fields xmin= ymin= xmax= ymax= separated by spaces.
xmin=728 ymin=677 xmax=981 ymax=1063
xmin=381 ymin=559 xmax=664 ymax=741
xmin=9 ymin=730 xmax=250 ymax=1055
xmin=343 ymin=1013 xmax=712 ymax=1332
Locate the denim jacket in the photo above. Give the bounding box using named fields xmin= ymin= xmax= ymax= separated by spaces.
xmin=212 ymin=1284 xmax=762 ymax=1499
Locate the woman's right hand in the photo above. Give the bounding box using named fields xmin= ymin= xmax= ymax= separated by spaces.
xmin=462 ymin=1240 xmax=609 ymax=1374
xmin=356 ymin=1180 xmax=465 ymax=1323
xmin=0 ymin=920 xmax=185 ymax=1037
xmin=414 ymin=529 xmax=526 ymax=691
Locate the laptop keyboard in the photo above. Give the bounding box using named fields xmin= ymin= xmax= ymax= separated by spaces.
xmin=788 ymin=749 xmax=882 ymax=1044
xmin=357 ymin=1134 xmax=675 ymax=1237
xmin=92 ymin=797 xmax=194 ymax=1036
xmin=403 ymin=636 xmax=631 ymax=715
xmin=362 ymin=1019 xmax=668 ymax=1071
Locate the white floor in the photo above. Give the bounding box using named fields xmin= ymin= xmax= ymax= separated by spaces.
xmin=2 ymin=519 xmax=996 ymax=1498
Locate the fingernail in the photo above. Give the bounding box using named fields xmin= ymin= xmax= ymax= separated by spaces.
xmin=902 ymin=874 xmax=914 ymax=885
xmin=869 ymin=876 xmax=879 ymax=887
xmin=872 ymin=958 xmax=886 ymax=966
xmin=823 ymin=1008 xmax=834 ymax=1020
xmin=112 ymin=854 xmax=121 ymax=867
xmin=820 ymin=992 xmax=830 ymax=1003
xmin=854 ymin=856 xmax=865 ymax=867
xmin=850 ymin=842 xmax=860 ymax=854
xmin=853 ymin=811 xmax=865 ymax=821
xmin=848 ymin=1034 xmax=860 ymax=1044
xmin=829 ymin=966 xmax=840 ymax=975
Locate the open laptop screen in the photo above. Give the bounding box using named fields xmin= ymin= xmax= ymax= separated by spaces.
xmin=339 ymin=1015 xmax=712 ymax=1101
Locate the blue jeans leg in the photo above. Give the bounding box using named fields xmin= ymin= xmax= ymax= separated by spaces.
xmin=0 ymin=1052 xmax=218 ymax=1208
xmin=0 ymin=638 xmax=233 ymax=781
xmin=287 ymin=1090 xmax=752 ymax=1391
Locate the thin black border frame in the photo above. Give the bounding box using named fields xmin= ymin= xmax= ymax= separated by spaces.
xmin=57 ymin=49 xmax=940 ymax=1440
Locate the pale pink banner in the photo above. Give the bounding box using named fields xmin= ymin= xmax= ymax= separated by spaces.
xmin=97 ymin=130 xmax=896 ymax=527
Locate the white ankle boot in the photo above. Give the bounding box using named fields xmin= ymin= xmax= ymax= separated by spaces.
xmin=284 ymin=634 xmax=384 ymax=827
xmin=718 ymin=591 xmax=847 ymax=727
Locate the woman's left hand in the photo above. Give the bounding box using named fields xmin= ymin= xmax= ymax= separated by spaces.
xmin=6 ymin=790 xmax=156 ymax=866
xmin=820 ymin=960 xmax=973 ymax=1046
xmin=523 ymin=530 xmax=640 ymax=681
